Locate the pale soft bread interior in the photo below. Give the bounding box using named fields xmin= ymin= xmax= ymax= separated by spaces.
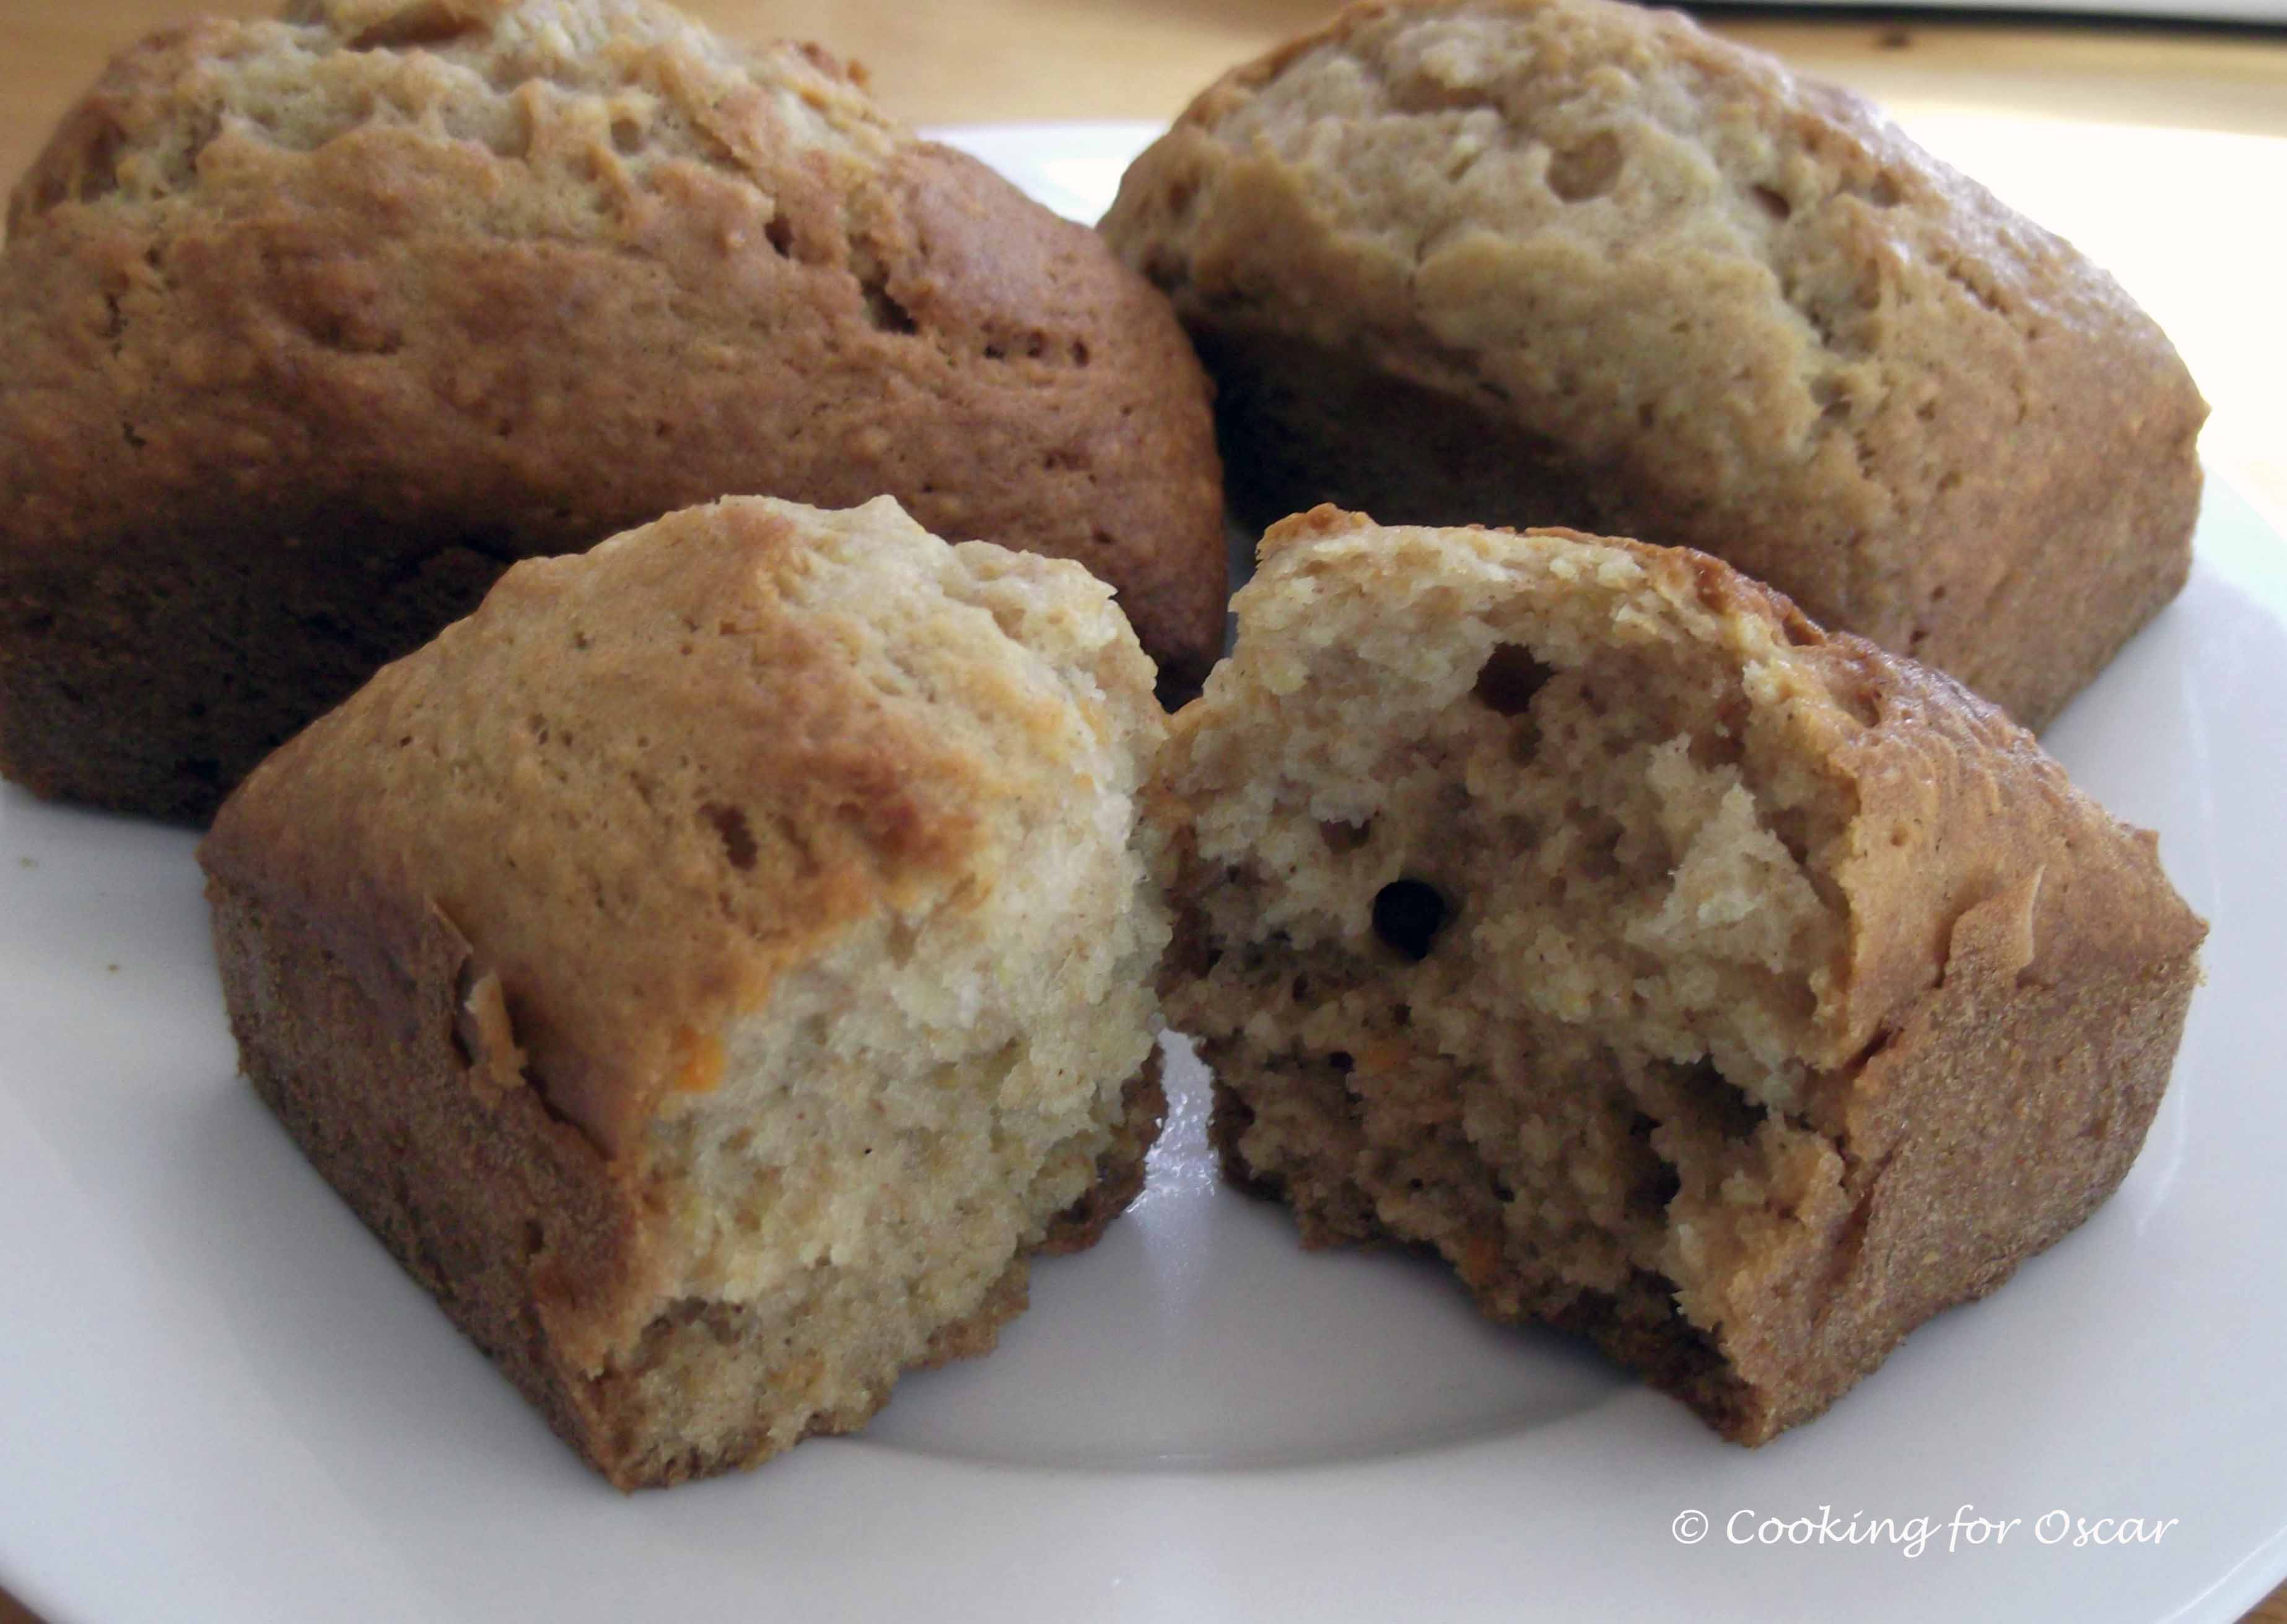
xmin=1168 ymin=517 xmax=1863 ymax=1354
xmin=603 ymin=507 xmax=1167 ymax=1469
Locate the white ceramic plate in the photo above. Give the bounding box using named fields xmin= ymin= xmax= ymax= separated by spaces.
xmin=4 ymin=124 xmax=2285 ymax=1624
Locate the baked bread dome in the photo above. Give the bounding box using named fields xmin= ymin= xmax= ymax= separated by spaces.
xmin=2 ymin=0 xmax=1226 ymax=821
xmin=1101 ymin=0 xmax=2206 ymax=728
xmin=1151 ymin=505 xmax=2205 ymax=1443
xmin=201 ymin=494 xmax=1171 ymax=1488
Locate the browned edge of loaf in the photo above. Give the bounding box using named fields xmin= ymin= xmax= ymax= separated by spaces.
xmin=1102 ymin=0 xmax=2208 ymax=728
xmin=1199 ymin=925 xmax=2200 ymax=1443
xmin=0 ymin=11 xmax=1226 ymax=823
xmin=205 ymin=871 xmax=1165 ymax=1490
xmin=1163 ymin=509 xmax=2207 ymax=1443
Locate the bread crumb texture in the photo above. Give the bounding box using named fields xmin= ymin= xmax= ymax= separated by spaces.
xmin=1 ymin=0 xmax=1224 ymax=821
xmin=1102 ymin=0 xmax=2206 ymax=728
xmin=1153 ymin=507 xmax=2205 ymax=1442
xmin=201 ymin=495 xmax=1171 ymax=1486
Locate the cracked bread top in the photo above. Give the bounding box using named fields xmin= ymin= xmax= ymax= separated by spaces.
xmin=0 ymin=0 xmax=1223 ymax=634
xmin=10 ymin=0 xmax=899 ymax=235
xmin=1101 ymin=0 xmax=2206 ymax=727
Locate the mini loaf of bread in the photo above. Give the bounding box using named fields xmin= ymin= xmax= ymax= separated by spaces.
xmin=1153 ymin=506 xmax=2204 ymax=1443
xmin=200 ymin=494 xmax=1171 ymax=1488
xmin=1 ymin=0 xmax=1226 ymax=823
xmin=1101 ymin=0 xmax=2207 ymax=729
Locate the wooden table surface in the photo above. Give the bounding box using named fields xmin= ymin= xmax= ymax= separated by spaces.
xmin=2 ymin=2 xmax=2285 ymax=1620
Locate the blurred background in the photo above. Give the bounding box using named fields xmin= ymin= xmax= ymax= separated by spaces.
xmin=11 ymin=0 xmax=2285 ymax=131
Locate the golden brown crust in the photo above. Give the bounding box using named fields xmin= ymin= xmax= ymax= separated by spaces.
xmin=0 ymin=0 xmax=1225 ymax=821
xmin=1155 ymin=508 xmax=2206 ymax=1442
xmin=1101 ymin=0 xmax=2206 ymax=728
xmin=1711 ymin=880 xmax=2197 ymax=1439
xmin=206 ymin=876 xmax=662 ymax=1483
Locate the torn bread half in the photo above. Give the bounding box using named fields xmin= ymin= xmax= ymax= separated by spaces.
xmin=1152 ymin=505 xmax=2203 ymax=1443
xmin=201 ymin=494 xmax=1170 ymax=1487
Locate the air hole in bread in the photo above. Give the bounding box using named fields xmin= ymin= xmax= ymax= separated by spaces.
xmin=764 ymin=215 xmax=794 ymax=257
xmin=862 ymin=281 xmax=917 ymax=334
xmin=1473 ymin=643 xmax=1554 ymax=717
xmin=1546 ymin=131 xmax=1622 ymax=203
xmin=700 ymin=802 xmax=758 ymax=870
xmin=71 ymin=120 xmax=125 ymax=206
xmin=1944 ymin=261 xmax=2007 ymax=318
xmin=1319 ymin=818 xmax=1373 ymax=853
xmin=610 ymin=115 xmax=642 ymax=155
xmin=1372 ymin=879 xmax=1448 ymax=961
xmin=844 ymin=240 xmax=919 ymax=333
xmin=1750 ymin=185 xmax=1791 ymax=222
xmin=1855 ymin=172 xmax=1904 ymax=208
xmin=1688 ymin=1060 xmax=1770 ymax=1142
xmin=1627 ymin=1118 xmax=1683 ymax=1214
